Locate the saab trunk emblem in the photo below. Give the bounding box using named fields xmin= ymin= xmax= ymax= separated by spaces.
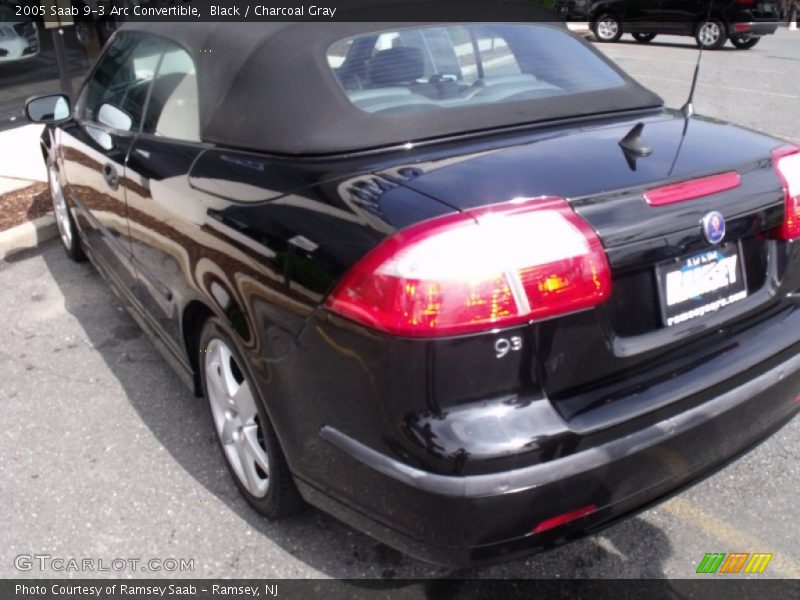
xmin=702 ymin=211 xmax=726 ymax=245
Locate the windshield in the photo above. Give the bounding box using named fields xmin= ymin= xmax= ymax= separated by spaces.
xmin=327 ymin=24 xmax=626 ymax=115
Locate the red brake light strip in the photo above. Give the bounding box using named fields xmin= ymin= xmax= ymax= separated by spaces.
xmin=644 ymin=172 xmax=741 ymax=207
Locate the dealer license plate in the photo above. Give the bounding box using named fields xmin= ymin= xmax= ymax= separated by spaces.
xmin=656 ymin=243 xmax=747 ymax=327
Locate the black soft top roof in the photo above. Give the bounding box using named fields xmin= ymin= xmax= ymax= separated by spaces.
xmin=119 ymin=7 xmax=662 ymax=155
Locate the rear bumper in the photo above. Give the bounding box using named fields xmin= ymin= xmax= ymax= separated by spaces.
xmin=731 ymin=22 xmax=780 ymax=36
xmin=310 ymin=348 xmax=800 ymax=566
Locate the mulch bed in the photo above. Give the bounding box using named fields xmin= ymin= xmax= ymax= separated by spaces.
xmin=0 ymin=183 xmax=51 ymax=233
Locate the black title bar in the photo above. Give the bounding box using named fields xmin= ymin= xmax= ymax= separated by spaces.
xmin=3 ymin=579 xmax=800 ymax=600
xmin=6 ymin=0 xmax=562 ymax=23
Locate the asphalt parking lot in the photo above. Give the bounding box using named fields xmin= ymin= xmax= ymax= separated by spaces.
xmin=1 ymin=30 xmax=799 ymax=581
xmin=594 ymin=28 xmax=800 ymax=145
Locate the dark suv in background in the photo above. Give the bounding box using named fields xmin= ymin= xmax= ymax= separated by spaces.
xmin=574 ymin=0 xmax=781 ymax=49
xmin=555 ymin=0 xmax=591 ymax=20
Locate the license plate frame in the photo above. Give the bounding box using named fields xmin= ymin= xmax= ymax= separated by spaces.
xmin=655 ymin=242 xmax=748 ymax=327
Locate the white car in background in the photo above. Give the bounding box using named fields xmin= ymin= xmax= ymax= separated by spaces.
xmin=0 ymin=21 xmax=40 ymax=64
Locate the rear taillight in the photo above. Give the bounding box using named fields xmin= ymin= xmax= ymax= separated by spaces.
xmin=771 ymin=145 xmax=800 ymax=241
xmin=325 ymin=197 xmax=611 ymax=337
xmin=736 ymin=0 xmax=756 ymax=5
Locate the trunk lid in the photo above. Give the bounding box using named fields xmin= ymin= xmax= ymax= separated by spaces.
xmin=385 ymin=111 xmax=790 ymax=416
xmin=392 ymin=111 xmax=783 ymax=215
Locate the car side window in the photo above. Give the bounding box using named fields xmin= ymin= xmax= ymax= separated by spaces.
xmin=78 ymin=34 xmax=163 ymax=133
xmin=141 ymin=44 xmax=200 ymax=142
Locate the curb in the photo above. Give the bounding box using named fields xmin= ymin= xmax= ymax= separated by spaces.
xmin=0 ymin=177 xmax=42 ymax=196
xmin=0 ymin=214 xmax=58 ymax=260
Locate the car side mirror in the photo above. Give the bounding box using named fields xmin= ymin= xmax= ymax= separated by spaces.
xmin=25 ymin=94 xmax=71 ymax=124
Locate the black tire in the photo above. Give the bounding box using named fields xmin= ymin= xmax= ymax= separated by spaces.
xmin=632 ymin=32 xmax=657 ymax=43
xmin=47 ymin=157 xmax=85 ymax=262
xmin=695 ymin=20 xmax=727 ymax=49
xmin=199 ymin=317 xmax=302 ymax=519
xmin=730 ymin=35 xmax=760 ymax=49
xmin=592 ymin=13 xmax=623 ymax=43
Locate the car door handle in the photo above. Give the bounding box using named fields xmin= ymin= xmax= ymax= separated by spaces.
xmin=102 ymin=163 xmax=119 ymax=190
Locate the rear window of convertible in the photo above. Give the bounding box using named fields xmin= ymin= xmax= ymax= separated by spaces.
xmin=327 ymin=24 xmax=626 ymax=114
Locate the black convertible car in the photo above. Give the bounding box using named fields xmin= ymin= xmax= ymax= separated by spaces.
xmin=26 ymin=13 xmax=800 ymax=566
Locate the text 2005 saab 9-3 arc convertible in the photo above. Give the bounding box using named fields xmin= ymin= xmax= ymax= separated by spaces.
xmin=26 ymin=10 xmax=800 ymax=566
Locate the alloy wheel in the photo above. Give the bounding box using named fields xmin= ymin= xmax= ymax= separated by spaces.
xmin=697 ymin=22 xmax=722 ymax=47
xmin=49 ymin=165 xmax=72 ymax=249
xmin=596 ymin=18 xmax=620 ymax=41
xmin=204 ymin=338 xmax=270 ymax=498
xmin=730 ymin=34 xmax=760 ymax=49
